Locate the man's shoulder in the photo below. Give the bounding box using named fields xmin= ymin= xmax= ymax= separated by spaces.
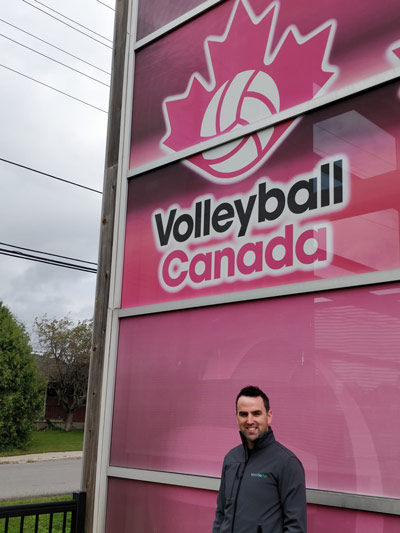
xmin=273 ymin=439 xmax=297 ymax=456
xmin=223 ymin=443 xmax=244 ymax=464
xmin=271 ymin=439 xmax=304 ymax=469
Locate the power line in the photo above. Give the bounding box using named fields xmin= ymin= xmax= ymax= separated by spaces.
xmin=0 ymin=33 xmax=110 ymax=87
xmin=96 ymin=0 xmax=115 ymax=11
xmin=33 ymin=0 xmax=113 ymax=42
xmin=0 ymin=63 xmax=108 ymax=114
xmin=0 ymin=242 xmax=97 ymax=266
xmin=0 ymin=248 xmax=97 ymax=273
xmin=0 ymin=157 xmax=103 ymax=194
xmin=0 ymin=17 xmax=111 ymax=74
xmin=22 ymin=0 xmax=113 ymax=49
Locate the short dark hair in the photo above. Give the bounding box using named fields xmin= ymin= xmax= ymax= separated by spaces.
xmin=236 ymin=385 xmax=270 ymax=413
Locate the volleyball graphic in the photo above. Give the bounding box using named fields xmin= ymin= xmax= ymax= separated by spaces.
xmin=200 ymin=70 xmax=280 ymax=177
xmin=161 ymin=0 xmax=337 ymax=183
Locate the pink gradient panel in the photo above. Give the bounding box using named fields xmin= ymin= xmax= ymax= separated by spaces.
xmin=111 ymin=283 xmax=400 ymax=498
xmin=307 ymin=505 xmax=400 ymax=533
xmin=122 ymin=82 xmax=400 ymax=309
xmin=106 ymin=479 xmax=216 ymax=532
xmin=130 ymin=0 xmax=400 ymax=168
xmin=105 ymin=479 xmax=400 ymax=533
xmin=137 ymin=0 xmax=206 ymax=40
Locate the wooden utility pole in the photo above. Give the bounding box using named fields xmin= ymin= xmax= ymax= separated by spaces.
xmin=81 ymin=1 xmax=130 ymax=531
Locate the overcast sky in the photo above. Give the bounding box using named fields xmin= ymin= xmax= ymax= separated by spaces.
xmin=0 ymin=0 xmax=115 ymax=339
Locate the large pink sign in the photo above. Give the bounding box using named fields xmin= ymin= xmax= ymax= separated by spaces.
xmin=122 ymin=82 xmax=400 ymax=308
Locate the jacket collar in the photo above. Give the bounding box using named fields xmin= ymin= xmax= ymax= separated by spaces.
xmin=239 ymin=427 xmax=275 ymax=454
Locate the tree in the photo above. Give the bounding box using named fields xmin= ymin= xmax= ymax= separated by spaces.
xmin=34 ymin=316 xmax=93 ymax=432
xmin=0 ymin=302 xmax=46 ymax=451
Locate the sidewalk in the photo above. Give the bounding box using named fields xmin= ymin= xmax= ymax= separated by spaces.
xmin=0 ymin=451 xmax=82 ymax=465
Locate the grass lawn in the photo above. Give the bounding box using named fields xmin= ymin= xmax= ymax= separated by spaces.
xmin=0 ymin=429 xmax=84 ymax=457
xmin=0 ymin=495 xmax=73 ymax=532
xmin=0 ymin=495 xmax=71 ymax=505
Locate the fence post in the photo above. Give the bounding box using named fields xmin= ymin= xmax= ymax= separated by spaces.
xmin=72 ymin=492 xmax=86 ymax=533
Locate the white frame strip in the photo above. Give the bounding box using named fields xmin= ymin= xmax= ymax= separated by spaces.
xmin=307 ymin=490 xmax=400 ymax=516
xmin=107 ymin=466 xmax=400 ymax=516
xmin=108 ymin=467 xmax=221 ymax=491
xmin=119 ymin=270 xmax=400 ymax=318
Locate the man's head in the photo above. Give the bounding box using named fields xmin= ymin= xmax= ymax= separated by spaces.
xmin=236 ymin=385 xmax=272 ymax=449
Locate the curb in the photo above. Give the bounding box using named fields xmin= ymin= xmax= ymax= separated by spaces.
xmin=0 ymin=451 xmax=83 ymax=465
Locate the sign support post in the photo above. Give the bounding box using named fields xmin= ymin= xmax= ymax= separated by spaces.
xmin=81 ymin=1 xmax=130 ymax=532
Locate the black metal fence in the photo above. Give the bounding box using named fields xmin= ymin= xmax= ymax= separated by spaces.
xmin=0 ymin=491 xmax=85 ymax=533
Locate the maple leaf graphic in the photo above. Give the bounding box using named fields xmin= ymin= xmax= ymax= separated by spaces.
xmin=161 ymin=0 xmax=338 ymax=183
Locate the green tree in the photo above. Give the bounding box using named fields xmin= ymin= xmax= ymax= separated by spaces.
xmin=34 ymin=316 xmax=92 ymax=431
xmin=0 ymin=302 xmax=46 ymax=451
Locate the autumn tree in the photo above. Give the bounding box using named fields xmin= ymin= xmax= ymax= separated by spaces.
xmin=34 ymin=316 xmax=93 ymax=431
xmin=0 ymin=302 xmax=46 ymax=451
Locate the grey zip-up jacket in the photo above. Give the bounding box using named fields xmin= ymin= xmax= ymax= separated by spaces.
xmin=212 ymin=428 xmax=306 ymax=533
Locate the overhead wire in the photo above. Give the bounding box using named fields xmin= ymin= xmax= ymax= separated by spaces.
xmin=0 ymin=160 xmax=101 ymax=270
xmin=32 ymin=0 xmax=113 ymax=42
xmin=0 ymin=17 xmax=111 ymax=74
xmin=0 ymin=63 xmax=108 ymax=113
xmin=0 ymin=33 xmax=110 ymax=87
xmin=22 ymin=0 xmax=113 ymax=49
xmin=0 ymin=247 xmax=97 ymax=273
xmin=0 ymin=1 xmax=109 ymax=275
xmin=96 ymin=0 xmax=115 ymax=11
xmin=0 ymin=158 xmax=103 ymax=194
xmin=0 ymin=242 xmax=97 ymax=266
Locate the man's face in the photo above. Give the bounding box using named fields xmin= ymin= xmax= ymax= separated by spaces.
xmin=236 ymin=395 xmax=272 ymax=449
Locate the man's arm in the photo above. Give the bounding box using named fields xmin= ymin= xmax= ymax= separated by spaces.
xmin=212 ymin=465 xmax=226 ymax=533
xmin=279 ymin=456 xmax=307 ymax=533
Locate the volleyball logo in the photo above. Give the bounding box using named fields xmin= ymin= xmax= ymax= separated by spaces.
xmin=200 ymin=70 xmax=280 ymax=178
xmin=161 ymin=0 xmax=337 ymax=183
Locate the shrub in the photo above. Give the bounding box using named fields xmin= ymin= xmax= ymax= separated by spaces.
xmin=0 ymin=303 xmax=46 ymax=450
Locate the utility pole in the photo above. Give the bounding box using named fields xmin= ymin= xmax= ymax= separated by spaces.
xmin=81 ymin=1 xmax=130 ymax=531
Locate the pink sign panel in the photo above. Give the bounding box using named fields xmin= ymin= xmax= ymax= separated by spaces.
xmin=130 ymin=0 xmax=400 ymax=169
xmin=111 ymin=283 xmax=400 ymax=498
xmin=106 ymin=479 xmax=216 ymax=532
xmin=122 ymin=82 xmax=400 ymax=308
xmin=105 ymin=479 xmax=400 ymax=533
xmin=136 ymin=0 xmax=206 ymax=41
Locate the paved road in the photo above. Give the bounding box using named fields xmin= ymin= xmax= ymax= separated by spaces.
xmin=0 ymin=457 xmax=82 ymax=500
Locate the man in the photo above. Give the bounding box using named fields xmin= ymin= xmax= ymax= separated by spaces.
xmin=212 ymin=385 xmax=306 ymax=532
